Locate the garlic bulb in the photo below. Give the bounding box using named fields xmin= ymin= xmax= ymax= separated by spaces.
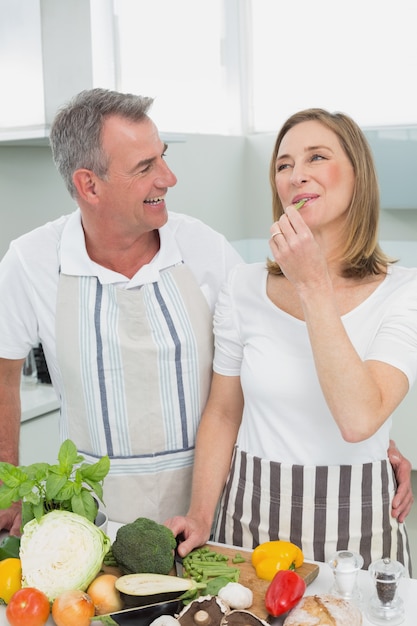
xmin=218 ymin=582 xmax=253 ymax=609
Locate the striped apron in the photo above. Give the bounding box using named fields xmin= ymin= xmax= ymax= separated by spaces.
xmin=213 ymin=447 xmax=412 ymax=575
xmin=55 ymin=264 xmax=213 ymax=524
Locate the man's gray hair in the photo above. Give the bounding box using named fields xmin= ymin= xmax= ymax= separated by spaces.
xmin=49 ymin=88 xmax=154 ymax=198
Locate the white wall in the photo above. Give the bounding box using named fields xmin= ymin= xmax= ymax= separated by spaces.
xmin=162 ymin=133 xmax=247 ymax=242
xmin=0 ymin=146 xmax=74 ymax=256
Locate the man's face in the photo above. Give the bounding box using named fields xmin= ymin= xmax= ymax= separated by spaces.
xmin=94 ymin=114 xmax=177 ymax=235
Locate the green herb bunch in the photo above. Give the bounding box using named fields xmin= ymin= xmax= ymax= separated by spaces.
xmin=0 ymin=439 xmax=110 ymax=528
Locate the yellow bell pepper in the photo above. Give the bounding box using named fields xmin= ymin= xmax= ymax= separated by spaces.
xmin=251 ymin=540 xmax=304 ymax=581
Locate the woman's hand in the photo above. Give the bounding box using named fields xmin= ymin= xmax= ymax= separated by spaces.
xmin=269 ymin=206 xmax=329 ymax=291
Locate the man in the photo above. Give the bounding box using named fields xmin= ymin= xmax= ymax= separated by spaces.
xmin=0 ymin=88 xmax=242 ymax=531
xmin=0 ymin=89 xmax=412 ymax=533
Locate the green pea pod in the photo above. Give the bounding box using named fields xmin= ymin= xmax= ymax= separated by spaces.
xmin=294 ymin=199 xmax=307 ymax=210
xmin=0 ymin=535 xmax=20 ymax=560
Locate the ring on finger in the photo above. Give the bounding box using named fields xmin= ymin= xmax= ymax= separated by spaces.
xmin=272 ymin=231 xmax=284 ymax=239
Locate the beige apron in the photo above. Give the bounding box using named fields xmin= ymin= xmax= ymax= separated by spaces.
xmin=55 ymin=264 xmax=213 ymax=524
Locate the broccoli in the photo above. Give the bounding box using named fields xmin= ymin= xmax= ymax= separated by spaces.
xmin=111 ymin=517 xmax=177 ymax=575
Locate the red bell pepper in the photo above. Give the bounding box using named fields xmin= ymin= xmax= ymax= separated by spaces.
xmin=264 ymin=569 xmax=306 ymax=617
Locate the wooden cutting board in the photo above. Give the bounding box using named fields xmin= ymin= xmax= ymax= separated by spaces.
xmin=103 ymin=544 xmax=320 ymax=621
xmin=196 ymin=543 xmax=319 ymax=620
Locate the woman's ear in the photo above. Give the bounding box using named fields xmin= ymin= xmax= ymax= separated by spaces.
xmin=72 ymin=169 xmax=99 ymax=203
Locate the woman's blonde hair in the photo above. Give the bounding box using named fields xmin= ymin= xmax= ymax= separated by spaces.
xmin=267 ymin=108 xmax=394 ymax=277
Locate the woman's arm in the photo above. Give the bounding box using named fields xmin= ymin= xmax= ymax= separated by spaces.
xmin=271 ymin=207 xmax=412 ymax=442
xmin=165 ymin=373 xmax=243 ymax=556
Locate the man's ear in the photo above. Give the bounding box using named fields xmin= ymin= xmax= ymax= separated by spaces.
xmin=73 ymin=169 xmax=99 ymax=203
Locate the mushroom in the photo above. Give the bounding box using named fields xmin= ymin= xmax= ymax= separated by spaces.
xmin=193 ymin=609 xmax=212 ymax=625
xmin=221 ymin=609 xmax=270 ymax=626
xmin=149 ymin=617 xmax=181 ymax=626
xmin=177 ymin=596 xmax=229 ymax=626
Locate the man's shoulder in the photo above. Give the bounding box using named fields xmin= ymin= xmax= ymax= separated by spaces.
xmin=9 ymin=213 xmax=72 ymax=253
xmin=165 ymin=211 xmax=239 ymax=257
xmin=231 ymin=260 xmax=265 ymax=276
xmin=166 ymin=211 xmax=223 ymax=237
xmin=164 ymin=212 xmax=243 ymax=285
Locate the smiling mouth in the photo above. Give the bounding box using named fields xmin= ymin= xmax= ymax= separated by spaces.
xmin=144 ymin=196 xmax=164 ymax=205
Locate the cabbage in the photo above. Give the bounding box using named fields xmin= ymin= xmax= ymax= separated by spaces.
xmin=20 ymin=510 xmax=111 ymax=601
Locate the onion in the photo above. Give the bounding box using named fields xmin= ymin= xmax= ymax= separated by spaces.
xmin=87 ymin=573 xmax=123 ymax=615
xmin=51 ymin=589 xmax=95 ymax=626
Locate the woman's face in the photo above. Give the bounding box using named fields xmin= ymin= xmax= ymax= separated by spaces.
xmin=274 ymin=120 xmax=355 ymax=230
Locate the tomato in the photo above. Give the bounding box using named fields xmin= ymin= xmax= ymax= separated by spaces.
xmin=5 ymin=587 xmax=50 ymax=626
xmin=0 ymin=558 xmax=22 ymax=604
xmin=52 ymin=589 xmax=95 ymax=626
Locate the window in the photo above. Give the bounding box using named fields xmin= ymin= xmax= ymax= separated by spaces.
xmin=0 ymin=0 xmax=44 ymax=129
xmin=250 ymin=0 xmax=417 ymax=131
xmin=113 ymin=0 xmax=235 ymax=133
xmin=113 ymin=0 xmax=417 ymax=134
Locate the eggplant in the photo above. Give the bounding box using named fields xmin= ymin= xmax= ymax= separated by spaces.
xmin=115 ymin=573 xmax=198 ymax=608
xmin=96 ymin=599 xmax=182 ymax=625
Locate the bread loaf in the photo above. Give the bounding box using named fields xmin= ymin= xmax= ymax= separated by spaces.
xmin=283 ymin=594 xmax=362 ymax=625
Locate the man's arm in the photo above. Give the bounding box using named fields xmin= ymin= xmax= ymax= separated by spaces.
xmin=0 ymin=357 xmax=26 ymax=534
xmin=388 ymin=439 xmax=414 ymax=523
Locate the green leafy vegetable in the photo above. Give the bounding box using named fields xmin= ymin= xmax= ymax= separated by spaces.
xmin=0 ymin=535 xmax=21 ymax=560
xmin=205 ymin=575 xmax=233 ymax=595
xmin=0 ymin=439 xmax=110 ymax=527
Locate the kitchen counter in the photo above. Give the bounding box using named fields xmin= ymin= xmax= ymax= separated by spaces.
xmin=19 ymin=382 xmax=60 ymax=465
xmin=0 ymin=521 xmax=416 ymax=625
xmin=20 ymin=382 xmax=59 ymax=422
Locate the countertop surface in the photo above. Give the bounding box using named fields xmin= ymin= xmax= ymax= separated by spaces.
xmin=20 ymin=382 xmax=59 ymax=422
xmin=0 ymin=521 xmax=416 ymax=625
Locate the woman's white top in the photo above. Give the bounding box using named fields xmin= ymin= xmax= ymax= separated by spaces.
xmin=213 ymin=262 xmax=417 ymax=466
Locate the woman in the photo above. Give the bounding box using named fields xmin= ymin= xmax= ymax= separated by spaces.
xmin=167 ymin=109 xmax=417 ymax=573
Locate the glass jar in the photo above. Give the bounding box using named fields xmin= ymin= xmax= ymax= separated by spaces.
xmin=367 ymin=558 xmax=405 ymax=625
xmin=328 ymin=550 xmax=363 ymax=602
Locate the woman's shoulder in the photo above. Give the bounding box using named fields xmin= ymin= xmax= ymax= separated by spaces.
xmin=388 ymin=263 xmax=417 ymax=284
xmin=218 ymin=262 xmax=267 ymax=306
xmin=227 ymin=261 xmax=267 ymax=290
